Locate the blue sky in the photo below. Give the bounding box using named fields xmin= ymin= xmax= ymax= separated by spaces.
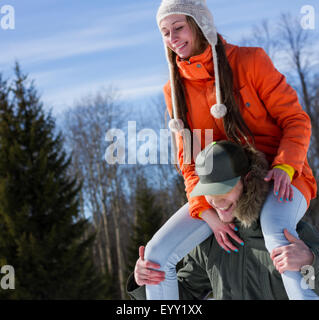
xmin=1 ymin=0 xmax=318 ymax=118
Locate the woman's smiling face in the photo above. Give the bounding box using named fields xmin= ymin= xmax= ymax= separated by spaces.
xmin=205 ymin=179 xmax=244 ymax=223
xmin=159 ymin=14 xmax=198 ymax=59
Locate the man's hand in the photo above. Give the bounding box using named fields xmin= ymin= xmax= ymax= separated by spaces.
xmin=134 ymin=246 xmax=166 ymax=286
xmin=270 ymin=229 xmax=315 ymax=274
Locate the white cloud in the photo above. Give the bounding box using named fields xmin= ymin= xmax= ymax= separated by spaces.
xmin=40 ymin=71 xmax=165 ymax=115
xmin=0 ymin=3 xmax=158 ymax=68
xmin=0 ymin=27 xmax=155 ymax=67
xmin=31 ymin=67 xmax=75 ymax=87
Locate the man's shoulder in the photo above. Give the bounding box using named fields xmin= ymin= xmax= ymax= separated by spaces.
xmin=191 ymin=234 xmax=215 ymax=259
xmin=297 ymin=220 xmax=319 ymax=243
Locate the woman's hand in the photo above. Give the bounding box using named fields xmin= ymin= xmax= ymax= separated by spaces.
xmin=201 ymin=209 xmax=243 ymax=253
xmin=134 ymin=246 xmax=166 ymax=286
xmin=264 ymin=168 xmax=294 ymax=202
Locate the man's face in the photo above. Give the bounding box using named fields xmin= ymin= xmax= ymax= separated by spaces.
xmin=205 ymin=179 xmax=244 ymax=223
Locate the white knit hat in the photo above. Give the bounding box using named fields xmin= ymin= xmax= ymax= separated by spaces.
xmin=157 ymin=0 xmax=227 ymax=165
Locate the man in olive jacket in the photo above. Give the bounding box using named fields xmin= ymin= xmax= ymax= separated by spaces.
xmin=127 ymin=143 xmax=319 ymax=300
xmin=127 ymin=219 xmax=319 ymax=300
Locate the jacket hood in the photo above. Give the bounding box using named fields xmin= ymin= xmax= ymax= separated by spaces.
xmin=232 ymin=144 xmax=270 ymax=228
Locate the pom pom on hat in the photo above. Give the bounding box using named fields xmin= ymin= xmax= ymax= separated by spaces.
xmin=210 ymin=104 xmax=227 ymax=119
xmin=168 ymin=118 xmax=184 ymax=132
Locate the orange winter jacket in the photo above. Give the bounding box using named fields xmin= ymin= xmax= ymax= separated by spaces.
xmin=163 ymin=38 xmax=317 ymax=219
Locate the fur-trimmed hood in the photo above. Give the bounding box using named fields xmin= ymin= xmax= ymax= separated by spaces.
xmin=232 ymin=145 xmax=270 ymax=228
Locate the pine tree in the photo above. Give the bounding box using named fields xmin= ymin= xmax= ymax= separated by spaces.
xmin=0 ymin=63 xmax=107 ymax=299
xmin=126 ymin=174 xmax=163 ymax=277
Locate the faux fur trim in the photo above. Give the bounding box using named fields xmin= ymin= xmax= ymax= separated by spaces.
xmin=232 ymin=145 xmax=270 ymax=228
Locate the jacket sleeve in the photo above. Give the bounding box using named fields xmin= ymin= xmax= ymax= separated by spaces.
xmin=177 ymin=246 xmax=213 ymax=300
xmin=298 ymin=222 xmax=319 ymax=296
xmin=126 ymin=273 xmax=147 ymax=300
xmin=252 ymin=48 xmax=312 ymax=178
xmin=163 ymin=83 xmax=212 ymax=219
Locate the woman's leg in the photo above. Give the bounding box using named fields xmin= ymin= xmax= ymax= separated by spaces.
xmin=260 ymin=183 xmax=319 ymax=300
xmin=144 ymin=202 xmax=213 ymax=300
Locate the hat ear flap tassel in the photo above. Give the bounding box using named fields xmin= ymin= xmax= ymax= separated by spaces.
xmin=168 ymin=118 xmax=185 ymax=133
xmin=210 ymin=43 xmax=227 ymax=119
xmin=210 ymin=104 xmax=227 ymax=119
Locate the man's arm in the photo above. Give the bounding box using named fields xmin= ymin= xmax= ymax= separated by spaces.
xmin=126 ymin=244 xmax=212 ymax=300
xmin=298 ymin=223 xmax=319 ymax=296
xmin=271 ymin=223 xmax=319 ymax=296
xmin=126 ymin=246 xmax=165 ymax=300
xmin=126 ymin=272 xmax=147 ymax=300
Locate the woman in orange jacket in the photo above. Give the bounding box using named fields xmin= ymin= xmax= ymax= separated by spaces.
xmin=143 ymin=0 xmax=318 ymax=300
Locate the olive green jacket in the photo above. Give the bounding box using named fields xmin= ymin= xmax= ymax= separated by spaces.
xmin=127 ymin=220 xmax=319 ymax=300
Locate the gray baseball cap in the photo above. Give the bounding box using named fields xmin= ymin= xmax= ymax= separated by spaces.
xmin=190 ymin=141 xmax=250 ymax=197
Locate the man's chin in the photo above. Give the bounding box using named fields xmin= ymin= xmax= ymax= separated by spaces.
xmin=215 ymin=203 xmax=237 ymax=223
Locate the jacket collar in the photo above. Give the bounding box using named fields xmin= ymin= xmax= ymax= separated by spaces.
xmin=176 ymin=35 xmax=236 ymax=81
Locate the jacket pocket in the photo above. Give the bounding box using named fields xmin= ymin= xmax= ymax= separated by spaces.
xmin=237 ymin=84 xmax=268 ymax=121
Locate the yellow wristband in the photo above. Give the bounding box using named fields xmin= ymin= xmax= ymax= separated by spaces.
xmin=198 ymin=211 xmax=202 ymax=218
xmin=273 ymin=164 xmax=295 ymax=182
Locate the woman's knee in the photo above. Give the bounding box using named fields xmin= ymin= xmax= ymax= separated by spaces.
xmin=144 ymin=202 xmax=193 ymax=269
xmin=260 ymin=208 xmax=282 ymax=235
xmin=260 ymin=185 xmax=306 ymax=235
xmin=144 ymin=238 xmax=177 ymax=270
